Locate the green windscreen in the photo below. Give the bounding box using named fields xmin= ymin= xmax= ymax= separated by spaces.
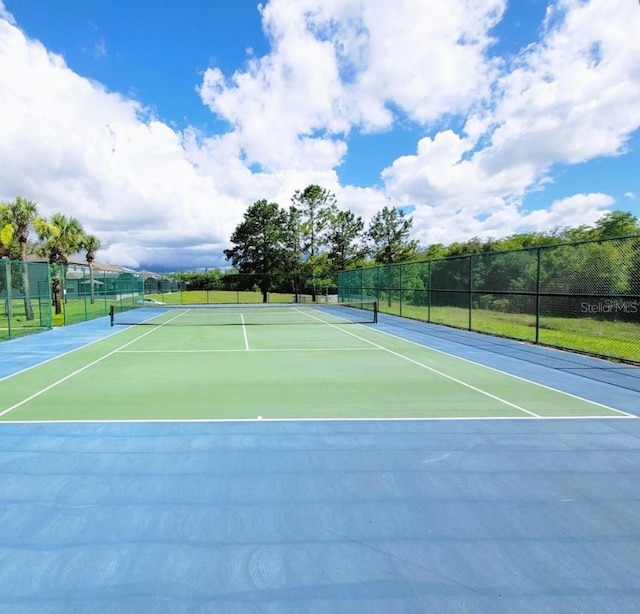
xmin=1 ymin=260 xmax=53 ymax=340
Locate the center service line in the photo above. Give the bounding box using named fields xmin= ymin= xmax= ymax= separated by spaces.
xmin=241 ymin=313 xmax=250 ymax=351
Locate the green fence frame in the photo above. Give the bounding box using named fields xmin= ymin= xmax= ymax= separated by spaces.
xmin=338 ymin=235 xmax=640 ymax=364
xmin=1 ymin=259 xmax=53 ymax=341
xmin=1 ymin=259 xmax=145 ymax=340
xmin=57 ymin=264 xmax=144 ymax=326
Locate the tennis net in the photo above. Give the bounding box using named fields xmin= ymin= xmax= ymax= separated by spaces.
xmin=109 ymin=300 xmax=378 ymax=327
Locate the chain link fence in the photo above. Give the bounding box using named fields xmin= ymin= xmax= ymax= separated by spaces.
xmin=143 ymin=273 xmax=336 ymax=304
xmin=1 ymin=260 xmax=145 ymax=340
xmin=1 ymin=259 xmax=52 ymax=340
xmin=2 ymin=262 xmax=342 ymax=341
xmin=56 ymin=263 xmax=144 ymax=326
xmin=338 ymin=235 xmax=640 ymax=364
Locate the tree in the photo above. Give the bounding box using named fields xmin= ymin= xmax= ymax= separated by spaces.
xmin=37 ymin=213 xmax=85 ymax=265
xmin=3 ymin=196 xmax=46 ymax=320
xmin=36 ymin=213 xmax=85 ymax=314
xmin=0 ymin=204 xmax=14 ymax=257
xmin=419 ymin=243 xmax=447 ymax=260
xmin=0 ymin=205 xmax=15 ymax=314
xmin=291 ymin=184 xmax=336 ymax=300
xmin=224 ymin=199 xmax=289 ymax=302
xmin=593 ymin=211 xmax=640 ymax=238
xmin=321 ymin=204 xmax=366 ymax=272
xmin=444 ymin=237 xmax=491 ymax=257
xmin=80 ymin=233 xmax=101 ymax=304
xmin=284 ymin=206 xmax=305 ymax=300
xmin=367 ymin=206 xmax=419 ymax=265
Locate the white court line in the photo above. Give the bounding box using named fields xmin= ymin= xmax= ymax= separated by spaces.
xmin=297 ymin=310 xmax=540 ymax=417
xmin=3 ymin=306 xmax=633 ymax=421
xmin=0 ymin=310 xmax=187 ymax=418
xmin=118 ymin=347 xmax=380 ymax=353
xmin=292 ymin=305 xmax=365 ymax=325
xmin=0 ymin=320 xmax=133 ymax=384
xmin=241 ymin=313 xmax=250 ymax=351
xmin=1 ymin=414 xmax=634 ymax=425
xmin=369 ymin=324 xmax=636 ymax=418
xmin=237 ymin=305 xmax=371 ymax=353
xmin=274 ymin=306 xmax=633 ymax=418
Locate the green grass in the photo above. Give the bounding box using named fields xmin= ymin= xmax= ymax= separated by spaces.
xmin=52 ymin=297 xmax=112 ymax=326
xmin=0 ymin=299 xmax=52 ymax=340
xmin=146 ymin=289 xmax=296 ymax=304
xmin=379 ymin=301 xmax=640 ymax=363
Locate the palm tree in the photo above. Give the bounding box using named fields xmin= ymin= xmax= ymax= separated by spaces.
xmin=4 ymin=196 xmax=45 ymax=320
xmin=80 ymin=233 xmax=101 ymax=304
xmin=37 ymin=213 xmax=85 ymax=314
xmin=39 ymin=213 xmax=85 ymax=264
xmin=0 ymin=204 xmax=15 ymax=317
xmin=0 ymin=203 xmax=14 ymax=257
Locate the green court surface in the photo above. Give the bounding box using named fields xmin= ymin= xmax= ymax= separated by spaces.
xmin=0 ymin=305 xmax=630 ymax=422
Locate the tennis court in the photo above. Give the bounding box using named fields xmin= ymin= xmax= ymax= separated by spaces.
xmin=1 ymin=303 xmax=639 ymax=613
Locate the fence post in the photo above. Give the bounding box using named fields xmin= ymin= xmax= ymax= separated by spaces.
xmin=468 ymin=255 xmax=473 ymax=331
xmin=427 ymin=260 xmax=432 ymax=323
xmin=63 ymin=264 xmax=68 ymax=326
xmin=103 ymin=269 xmax=107 ymax=315
xmin=44 ymin=262 xmax=52 ymax=328
xmin=399 ymin=264 xmax=403 ymax=316
xmin=83 ymin=266 xmax=88 ymax=322
xmin=535 ymin=247 xmax=541 ymax=344
xmin=4 ymin=259 xmax=12 ymax=338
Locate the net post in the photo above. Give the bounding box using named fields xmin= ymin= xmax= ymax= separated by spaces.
xmin=109 ymin=305 xmax=114 ymax=327
xmin=373 ymin=300 xmax=378 ymax=323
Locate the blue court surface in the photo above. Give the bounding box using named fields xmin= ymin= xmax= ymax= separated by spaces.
xmin=1 ymin=313 xmax=639 ymax=613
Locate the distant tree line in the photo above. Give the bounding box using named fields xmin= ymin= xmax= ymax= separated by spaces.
xmin=337 ymin=209 xmax=640 ymax=323
xmin=418 ymin=210 xmax=640 ymax=315
xmin=217 ymin=184 xmax=420 ymax=301
xmin=7 ymin=188 xmax=635 ymax=308
xmin=174 ymin=185 xmax=420 ymax=302
xmin=419 ymin=210 xmax=640 ymax=259
xmin=178 ymin=185 xmax=640 ymax=302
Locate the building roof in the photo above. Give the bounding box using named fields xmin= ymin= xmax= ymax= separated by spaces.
xmin=23 ymin=254 xmax=146 ymax=275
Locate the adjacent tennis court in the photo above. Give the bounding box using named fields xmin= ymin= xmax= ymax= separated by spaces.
xmin=1 ymin=304 xmax=639 ymax=613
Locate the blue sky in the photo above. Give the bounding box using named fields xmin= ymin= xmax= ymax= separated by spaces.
xmin=1 ymin=0 xmax=639 ymax=270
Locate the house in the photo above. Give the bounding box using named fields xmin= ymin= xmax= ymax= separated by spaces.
xmin=23 ymin=255 xmax=146 ymax=298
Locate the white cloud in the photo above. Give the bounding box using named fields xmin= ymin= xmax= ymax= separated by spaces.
xmin=409 ymin=192 xmax=615 ymax=247
xmin=485 ymin=0 xmax=640 ymax=169
xmin=518 ymin=192 xmax=614 ymax=231
xmin=0 ymin=14 xmax=251 ymax=268
xmin=354 ymin=0 xmax=504 ymax=126
xmin=1 ymin=0 xmax=639 ymax=270
xmin=381 ymin=0 xmax=640 ymax=241
xmin=199 ymin=0 xmax=505 ymax=169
